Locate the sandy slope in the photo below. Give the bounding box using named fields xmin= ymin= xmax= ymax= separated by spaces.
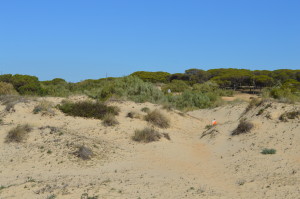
xmin=0 ymin=96 xmax=299 ymax=199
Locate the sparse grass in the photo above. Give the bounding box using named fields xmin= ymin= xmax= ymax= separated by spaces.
xmin=5 ymin=124 xmax=32 ymax=143
xmin=74 ymin=146 xmax=93 ymax=160
xmin=245 ymin=98 xmax=262 ymax=113
xmin=57 ymin=100 xmax=120 ymax=119
xmin=279 ymin=110 xmax=300 ymax=121
xmin=261 ymin=148 xmax=276 ymax=154
xmin=141 ymin=107 xmax=150 ymax=113
xmin=232 ymin=119 xmax=253 ymax=135
xmin=26 ymin=177 xmax=36 ymax=183
xmin=256 ymin=108 xmax=264 ymax=116
xmin=80 ymin=193 xmax=99 ymax=199
xmin=144 ymin=109 xmax=170 ymax=128
xmin=39 ymin=126 xmax=60 ymax=134
xmin=0 ymin=95 xmax=28 ymax=112
xmin=162 ymin=104 xmax=173 ymax=111
xmin=46 ymin=194 xmax=56 ymax=199
xmin=132 ymin=127 xmax=161 ymax=143
xmin=256 ymin=104 xmax=271 ymax=116
xmin=162 ymin=133 xmax=171 ymax=140
xmin=102 ymin=113 xmax=119 ymax=126
xmin=236 ymin=179 xmax=246 ymax=186
xmin=127 ymin=111 xmax=141 ymax=119
xmin=33 ymin=100 xmax=55 ymax=115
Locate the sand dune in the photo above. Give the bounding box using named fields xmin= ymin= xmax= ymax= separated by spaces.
xmin=0 ymin=96 xmax=299 ymax=199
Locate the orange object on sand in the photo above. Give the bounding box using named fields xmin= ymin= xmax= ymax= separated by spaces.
xmin=212 ymin=120 xmax=217 ymax=125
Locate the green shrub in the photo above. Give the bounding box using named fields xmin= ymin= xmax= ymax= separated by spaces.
xmin=41 ymin=81 xmax=71 ymax=97
xmin=102 ymin=113 xmax=119 ymax=126
xmin=130 ymin=71 xmax=170 ymax=83
xmin=144 ymin=110 xmax=170 ymax=128
xmin=132 ymin=127 xmax=161 ymax=143
xmin=57 ymin=100 xmax=119 ymax=119
xmin=162 ymin=80 xmax=190 ymax=93
xmin=5 ymin=124 xmax=32 ymax=143
xmin=88 ymin=76 xmax=166 ymax=103
xmin=162 ymin=104 xmax=174 ymax=111
xmin=262 ymin=87 xmax=300 ymax=103
xmin=11 ymin=74 xmax=43 ymax=95
xmin=261 ymin=148 xmax=276 ymax=155
xmin=167 ymin=90 xmax=212 ymax=110
xmin=232 ymin=119 xmax=254 ymax=135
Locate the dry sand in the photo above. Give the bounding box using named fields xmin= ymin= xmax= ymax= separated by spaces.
xmin=0 ymin=96 xmax=299 ymax=198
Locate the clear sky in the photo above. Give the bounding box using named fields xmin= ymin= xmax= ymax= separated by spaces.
xmin=0 ymin=0 xmax=299 ymax=82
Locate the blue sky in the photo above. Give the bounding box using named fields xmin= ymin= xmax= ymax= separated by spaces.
xmin=0 ymin=0 xmax=299 ymax=82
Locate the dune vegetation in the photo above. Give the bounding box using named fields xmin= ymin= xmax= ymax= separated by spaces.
xmin=0 ymin=69 xmax=299 ymax=112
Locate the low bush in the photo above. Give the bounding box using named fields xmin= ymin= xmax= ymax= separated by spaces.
xmin=130 ymin=71 xmax=170 ymax=83
xmin=5 ymin=124 xmax=32 ymax=143
xmin=261 ymin=148 xmax=276 ymax=155
xmin=57 ymin=100 xmax=119 ymax=119
xmin=144 ymin=110 xmax=170 ymax=128
xmin=232 ymin=119 xmax=254 ymax=135
xmin=162 ymin=80 xmax=190 ymax=93
xmin=279 ymin=110 xmax=300 ymax=121
xmin=132 ymin=127 xmax=161 ymax=143
xmin=141 ymin=107 xmax=150 ymax=113
xmin=102 ymin=113 xmax=119 ymax=126
xmin=262 ymin=87 xmax=300 ymax=103
xmin=74 ymin=146 xmax=93 ymax=160
xmin=33 ymin=100 xmax=55 ymax=115
xmin=88 ymin=76 xmax=166 ymax=103
xmin=205 ymin=124 xmax=213 ymax=130
xmin=162 ymin=104 xmax=173 ymax=111
xmin=167 ymin=90 xmax=212 ymax=110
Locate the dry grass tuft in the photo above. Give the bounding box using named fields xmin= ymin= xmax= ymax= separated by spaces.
xmin=244 ymin=98 xmax=263 ymax=113
xmin=162 ymin=133 xmax=171 ymax=140
xmin=0 ymin=82 xmax=18 ymax=95
xmin=132 ymin=127 xmax=161 ymax=143
xmin=102 ymin=113 xmax=119 ymax=126
xmin=74 ymin=146 xmax=94 ymax=160
xmin=33 ymin=100 xmax=55 ymax=116
xmin=144 ymin=109 xmax=170 ymax=128
xmin=279 ymin=110 xmax=300 ymax=122
xmin=232 ymin=119 xmax=254 ymax=135
xmin=126 ymin=111 xmax=141 ymax=119
xmin=0 ymin=95 xmax=28 ymax=112
xmin=5 ymin=124 xmax=32 ymax=143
